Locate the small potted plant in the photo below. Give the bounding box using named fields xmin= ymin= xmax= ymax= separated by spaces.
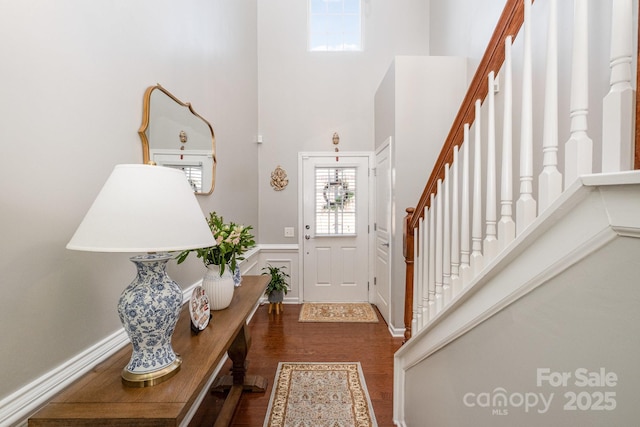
xmin=176 ymin=211 xmax=255 ymax=275
xmin=262 ymin=264 xmax=289 ymax=304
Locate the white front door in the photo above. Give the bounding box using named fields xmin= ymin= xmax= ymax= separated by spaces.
xmin=374 ymin=139 xmax=392 ymax=324
xmin=301 ymin=154 xmax=370 ymax=302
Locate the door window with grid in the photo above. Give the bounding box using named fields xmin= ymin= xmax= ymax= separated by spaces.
xmin=315 ymin=167 xmax=357 ymax=235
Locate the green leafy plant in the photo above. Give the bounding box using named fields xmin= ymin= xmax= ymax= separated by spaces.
xmin=261 ymin=264 xmax=290 ymax=296
xmin=176 ymin=212 xmax=255 ymax=275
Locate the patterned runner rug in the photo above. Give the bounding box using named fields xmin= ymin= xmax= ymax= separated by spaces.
xmin=298 ymin=303 xmax=379 ymax=323
xmin=264 ymin=362 xmax=378 ymax=427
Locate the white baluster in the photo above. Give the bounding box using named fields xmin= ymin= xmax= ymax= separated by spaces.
xmin=435 ymin=180 xmax=444 ymax=314
xmin=499 ymin=36 xmax=516 ymax=251
xmin=443 ymin=164 xmax=452 ymax=305
xmin=602 ymin=0 xmax=635 ymax=172
xmin=413 ymin=225 xmax=420 ymax=332
xmin=565 ymin=0 xmax=593 ymax=186
xmin=470 ymin=100 xmax=484 ymax=277
xmin=516 ymin=0 xmax=537 ymax=234
xmin=460 ymin=125 xmax=472 ymax=287
xmin=450 ymin=146 xmax=461 ymax=297
xmin=427 ymin=194 xmax=436 ymax=320
xmin=538 ymin=0 xmax=563 ymax=213
xmin=484 ymin=72 xmax=498 ymax=262
xmin=421 ymin=207 xmax=430 ymax=324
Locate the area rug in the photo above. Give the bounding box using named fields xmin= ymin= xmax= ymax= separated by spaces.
xmin=264 ymin=362 xmax=378 ymax=427
xmin=298 ymin=303 xmax=379 ymax=323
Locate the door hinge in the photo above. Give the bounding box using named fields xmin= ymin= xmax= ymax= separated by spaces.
xmin=374 ymin=277 xmax=377 ymax=285
xmin=368 ymin=281 xmax=370 ymax=291
xmin=374 ymin=223 xmax=377 ymax=231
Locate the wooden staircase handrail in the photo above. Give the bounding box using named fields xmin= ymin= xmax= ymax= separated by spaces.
xmin=403 ymin=0 xmax=640 ymax=341
xmin=403 ymin=0 xmax=529 ymax=342
xmin=408 ymin=0 xmax=530 ymax=232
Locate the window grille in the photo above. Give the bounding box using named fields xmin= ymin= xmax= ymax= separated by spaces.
xmin=308 ymin=0 xmax=362 ymax=52
xmin=315 ymin=167 xmax=357 ymax=235
xmin=164 ymin=164 xmax=203 ymax=193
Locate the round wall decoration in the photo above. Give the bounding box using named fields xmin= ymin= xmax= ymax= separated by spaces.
xmin=270 ymin=165 xmax=289 ymax=191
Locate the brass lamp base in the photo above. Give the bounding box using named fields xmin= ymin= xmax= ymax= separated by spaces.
xmin=121 ymin=356 xmax=182 ymax=388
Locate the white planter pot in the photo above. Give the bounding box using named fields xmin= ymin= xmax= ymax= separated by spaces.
xmin=202 ymin=264 xmax=235 ymax=311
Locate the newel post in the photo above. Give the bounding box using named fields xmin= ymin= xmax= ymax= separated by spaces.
xmin=403 ymin=207 xmax=416 ymax=342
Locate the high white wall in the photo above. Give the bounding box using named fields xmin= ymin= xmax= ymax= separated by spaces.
xmin=256 ymin=0 xmax=430 ymax=244
xmin=375 ymin=56 xmax=468 ymax=330
xmin=0 ymin=0 xmax=258 ymax=401
xmin=1 ymin=0 xmax=524 ymax=406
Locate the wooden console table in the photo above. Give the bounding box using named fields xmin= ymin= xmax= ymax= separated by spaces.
xmin=29 ymin=275 xmax=269 ymax=427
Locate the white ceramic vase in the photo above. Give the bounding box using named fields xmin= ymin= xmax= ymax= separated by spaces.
xmin=202 ymin=264 xmax=235 ymax=311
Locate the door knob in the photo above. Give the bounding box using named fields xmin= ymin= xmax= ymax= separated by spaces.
xmin=305 ymin=234 xmax=311 ymax=240
xmin=382 ymin=242 xmax=390 ymax=247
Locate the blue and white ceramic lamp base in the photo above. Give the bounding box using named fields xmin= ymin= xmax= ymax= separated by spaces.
xmin=117 ymin=253 xmax=183 ymax=387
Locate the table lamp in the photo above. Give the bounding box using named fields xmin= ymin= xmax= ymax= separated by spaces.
xmin=67 ymin=164 xmax=215 ymax=387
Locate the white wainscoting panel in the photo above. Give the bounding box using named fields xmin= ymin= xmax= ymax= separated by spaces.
xmin=258 ymin=244 xmax=300 ymax=304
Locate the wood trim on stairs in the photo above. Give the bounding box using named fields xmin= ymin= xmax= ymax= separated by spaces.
xmin=403 ymin=0 xmax=531 ymax=340
xmin=408 ymin=0 xmax=531 ymax=232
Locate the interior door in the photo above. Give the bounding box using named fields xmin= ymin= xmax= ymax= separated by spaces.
xmin=302 ymin=154 xmax=370 ymax=302
xmin=374 ymin=139 xmax=392 ymax=324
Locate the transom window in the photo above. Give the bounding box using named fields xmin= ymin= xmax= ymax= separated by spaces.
xmin=308 ymin=0 xmax=362 ymax=52
xmin=315 ymin=167 xmax=357 ymax=235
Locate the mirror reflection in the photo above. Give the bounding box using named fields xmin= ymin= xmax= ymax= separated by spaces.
xmin=139 ymin=84 xmax=216 ymax=194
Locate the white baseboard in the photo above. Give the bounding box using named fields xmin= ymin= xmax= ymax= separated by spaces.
xmin=0 ymin=243 xmax=376 ymax=425
xmin=2 ymin=250 xmax=269 ymax=427
xmin=0 ymin=329 xmax=129 ymax=427
xmin=0 ymin=273 xmax=207 ymax=427
xmin=388 ymin=324 xmax=406 ymax=338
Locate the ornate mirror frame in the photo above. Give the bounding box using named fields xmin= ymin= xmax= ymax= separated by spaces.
xmin=139 ymin=84 xmax=216 ymax=195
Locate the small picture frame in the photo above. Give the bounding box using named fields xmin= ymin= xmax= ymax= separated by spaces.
xmin=189 ymin=286 xmax=211 ymax=334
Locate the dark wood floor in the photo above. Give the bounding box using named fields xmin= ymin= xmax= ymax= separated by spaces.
xmin=190 ymin=303 xmax=404 ymax=426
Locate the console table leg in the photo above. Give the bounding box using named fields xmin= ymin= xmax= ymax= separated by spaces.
xmin=211 ymin=323 xmax=268 ymax=393
xmin=212 ymin=385 xmax=243 ymax=427
xmin=230 ymin=323 xmax=250 ymax=385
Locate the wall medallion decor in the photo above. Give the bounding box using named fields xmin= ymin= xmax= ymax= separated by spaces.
xmin=270 ymin=165 xmax=289 ymax=191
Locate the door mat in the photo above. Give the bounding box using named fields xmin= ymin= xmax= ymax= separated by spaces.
xmin=298 ymin=303 xmax=379 ymax=323
xmin=264 ymin=362 xmax=378 ymax=427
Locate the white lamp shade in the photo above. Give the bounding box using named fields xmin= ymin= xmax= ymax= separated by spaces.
xmin=67 ymin=164 xmax=216 ymax=252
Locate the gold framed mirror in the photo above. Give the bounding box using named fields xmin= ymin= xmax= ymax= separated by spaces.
xmin=139 ymin=84 xmax=216 ymax=195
